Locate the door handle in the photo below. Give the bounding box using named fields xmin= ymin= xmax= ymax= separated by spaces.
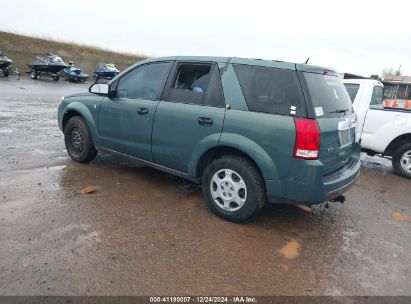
xmin=137 ymin=108 xmax=149 ymax=115
xmin=198 ymin=117 xmax=213 ymax=126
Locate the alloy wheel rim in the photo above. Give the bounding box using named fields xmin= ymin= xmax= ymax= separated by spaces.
xmin=400 ymin=150 xmax=411 ymax=173
xmin=210 ymin=169 xmax=247 ymax=212
xmin=70 ymin=127 xmax=84 ymax=153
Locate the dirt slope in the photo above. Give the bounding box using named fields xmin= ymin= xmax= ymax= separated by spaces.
xmin=0 ymin=31 xmax=147 ymax=75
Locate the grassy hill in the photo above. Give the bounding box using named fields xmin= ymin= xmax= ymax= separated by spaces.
xmin=0 ymin=31 xmax=147 ymax=75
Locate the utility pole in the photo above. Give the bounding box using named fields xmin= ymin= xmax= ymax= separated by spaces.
xmin=397 ymin=64 xmax=402 ymax=76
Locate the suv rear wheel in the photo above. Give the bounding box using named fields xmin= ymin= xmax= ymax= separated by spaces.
xmin=202 ymin=155 xmax=266 ymax=222
xmin=64 ymin=116 xmax=97 ymax=163
xmin=392 ymin=143 xmax=411 ymax=178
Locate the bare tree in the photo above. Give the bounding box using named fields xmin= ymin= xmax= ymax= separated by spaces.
xmin=381 ymin=66 xmax=402 ymax=80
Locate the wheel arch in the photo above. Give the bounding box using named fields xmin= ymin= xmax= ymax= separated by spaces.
xmin=384 ymin=133 xmax=411 ymax=156
xmin=62 ymin=102 xmax=101 ymax=147
xmin=191 ymin=135 xmax=280 ymax=182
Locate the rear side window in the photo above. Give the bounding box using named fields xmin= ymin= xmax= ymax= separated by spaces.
xmin=370 ymin=86 xmax=383 ymax=105
xmin=233 ymin=64 xmax=306 ymax=116
xmin=304 ymin=73 xmax=353 ymax=118
xmin=343 ymin=83 xmax=360 ymax=103
xmin=166 ymin=63 xmax=225 ymax=107
xmin=167 ymin=64 xmax=211 ymax=105
xmin=116 ymin=62 xmax=171 ymax=100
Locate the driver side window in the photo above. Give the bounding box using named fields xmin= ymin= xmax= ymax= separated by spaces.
xmin=116 ymin=62 xmax=171 ymax=100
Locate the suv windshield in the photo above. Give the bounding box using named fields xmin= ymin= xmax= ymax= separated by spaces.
xmin=304 ymin=73 xmax=353 ymax=118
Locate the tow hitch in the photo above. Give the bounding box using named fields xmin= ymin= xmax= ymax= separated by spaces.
xmin=325 ymin=195 xmax=346 ymax=209
xmin=331 ymin=195 xmax=346 ymax=204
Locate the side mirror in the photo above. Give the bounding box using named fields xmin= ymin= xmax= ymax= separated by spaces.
xmin=89 ymin=83 xmax=109 ymax=96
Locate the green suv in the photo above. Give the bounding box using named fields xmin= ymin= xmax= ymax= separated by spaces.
xmin=58 ymin=56 xmax=360 ymax=222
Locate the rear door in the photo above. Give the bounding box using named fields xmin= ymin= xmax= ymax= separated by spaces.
xmin=360 ymin=85 xmax=387 ymax=149
xmin=359 ymin=85 xmax=385 ymax=135
xmin=151 ymin=62 xmax=226 ymax=173
xmin=98 ymin=61 xmax=172 ymax=161
xmin=302 ymin=72 xmax=356 ymax=174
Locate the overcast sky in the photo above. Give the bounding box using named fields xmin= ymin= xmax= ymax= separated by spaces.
xmin=1 ymin=0 xmax=410 ymax=76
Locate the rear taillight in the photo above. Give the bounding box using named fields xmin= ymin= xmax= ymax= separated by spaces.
xmin=293 ymin=118 xmax=320 ymax=160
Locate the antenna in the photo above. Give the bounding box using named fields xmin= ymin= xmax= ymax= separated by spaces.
xmin=305 ymin=57 xmax=310 ymax=64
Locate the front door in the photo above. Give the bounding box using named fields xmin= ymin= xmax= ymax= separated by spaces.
xmin=152 ymin=62 xmax=226 ymax=173
xmin=98 ymin=61 xmax=172 ymax=161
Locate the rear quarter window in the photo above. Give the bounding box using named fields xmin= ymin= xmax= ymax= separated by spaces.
xmin=233 ymin=64 xmax=306 ymax=117
xmin=343 ymin=83 xmax=360 ymax=103
xmin=304 ymin=73 xmax=353 ymax=118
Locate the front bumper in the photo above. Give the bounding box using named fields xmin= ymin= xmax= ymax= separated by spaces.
xmin=57 ymin=103 xmax=64 ymax=131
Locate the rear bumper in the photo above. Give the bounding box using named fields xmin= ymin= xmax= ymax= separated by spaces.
xmin=324 ymin=166 xmax=359 ymax=201
xmin=265 ymin=146 xmax=361 ymax=204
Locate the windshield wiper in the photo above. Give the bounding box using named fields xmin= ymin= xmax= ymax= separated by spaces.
xmin=329 ymin=109 xmax=349 ymax=114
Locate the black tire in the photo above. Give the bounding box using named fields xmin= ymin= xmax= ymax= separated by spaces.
xmin=64 ymin=116 xmax=97 ymax=163
xmin=53 ymin=76 xmax=59 ymax=81
xmin=3 ymin=70 xmax=9 ymax=77
xmin=202 ymin=155 xmax=266 ymax=222
xmin=392 ymin=143 xmax=411 ymax=178
xmin=30 ymin=70 xmax=38 ymax=79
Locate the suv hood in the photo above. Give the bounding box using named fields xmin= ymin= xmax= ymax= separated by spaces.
xmin=65 ymin=91 xmax=94 ymax=99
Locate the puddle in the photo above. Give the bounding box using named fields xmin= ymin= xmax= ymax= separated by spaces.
xmin=31 ymin=149 xmax=54 ymax=155
xmin=54 ymin=156 xmax=68 ymax=160
xmin=76 ymin=231 xmax=100 ymax=245
xmin=360 ymin=153 xmax=392 ymax=171
xmin=0 ymin=112 xmax=14 ymax=118
xmin=391 ymin=212 xmax=408 ymax=222
xmin=0 ymin=128 xmax=13 ymax=134
xmin=47 ymin=165 xmax=66 ymax=171
xmin=279 ymin=239 xmax=301 ymax=259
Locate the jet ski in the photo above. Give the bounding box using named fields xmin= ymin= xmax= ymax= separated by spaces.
xmin=28 ymin=53 xmax=68 ymax=81
xmin=94 ymin=63 xmax=119 ymax=81
xmin=63 ymin=61 xmax=89 ymax=82
xmin=0 ymin=51 xmax=13 ymax=77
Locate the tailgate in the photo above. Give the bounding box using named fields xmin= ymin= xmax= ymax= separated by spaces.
xmin=302 ymin=71 xmax=356 ymax=175
xmin=317 ymin=116 xmax=356 ymax=175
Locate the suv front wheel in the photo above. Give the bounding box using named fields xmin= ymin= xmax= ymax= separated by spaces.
xmin=202 ymin=155 xmax=266 ymax=222
xmin=64 ymin=116 xmax=97 ymax=163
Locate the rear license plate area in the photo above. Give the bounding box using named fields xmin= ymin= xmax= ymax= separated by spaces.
xmin=339 ymin=129 xmax=351 ymax=147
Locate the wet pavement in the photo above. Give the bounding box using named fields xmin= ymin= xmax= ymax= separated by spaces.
xmin=0 ymin=77 xmax=410 ymax=296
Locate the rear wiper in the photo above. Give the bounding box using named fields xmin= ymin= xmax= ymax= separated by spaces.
xmin=329 ymin=109 xmax=349 ymax=114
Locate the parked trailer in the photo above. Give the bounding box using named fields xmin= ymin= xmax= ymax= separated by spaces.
xmin=0 ymin=51 xmax=13 ymax=77
xmin=27 ymin=53 xmax=68 ymax=81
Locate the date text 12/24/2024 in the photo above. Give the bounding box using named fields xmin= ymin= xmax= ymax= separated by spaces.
xmin=150 ymin=296 xmax=257 ymax=303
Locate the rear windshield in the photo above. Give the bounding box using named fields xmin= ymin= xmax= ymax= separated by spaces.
xmin=233 ymin=64 xmax=307 ymax=117
xmin=304 ymin=73 xmax=353 ymax=118
xmin=343 ymin=83 xmax=360 ymax=103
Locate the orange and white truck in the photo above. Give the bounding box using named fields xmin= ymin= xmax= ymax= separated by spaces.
xmin=342 ymin=79 xmax=411 ymax=178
